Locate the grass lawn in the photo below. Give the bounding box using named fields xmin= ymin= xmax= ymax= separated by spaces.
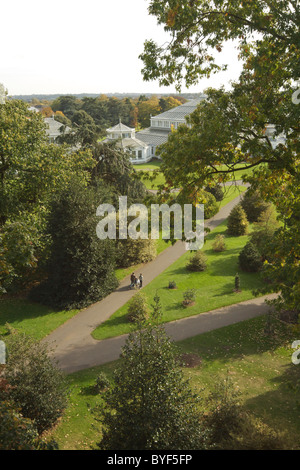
xmin=49 ymin=315 xmax=300 ymax=450
xmin=92 ymin=216 xmax=261 ymax=340
xmin=177 ymin=315 xmax=300 ymax=447
xmin=217 ymin=184 xmax=247 ymax=208
xmin=0 ymin=299 xmax=79 ymax=341
xmin=134 ymin=160 xmax=264 ymax=190
xmin=133 ymin=160 xmax=162 ymax=170
xmin=139 ymin=170 xmax=166 ymax=189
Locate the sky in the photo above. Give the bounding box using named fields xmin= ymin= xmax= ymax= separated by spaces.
xmin=1 ymin=0 xmax=243 ymax=96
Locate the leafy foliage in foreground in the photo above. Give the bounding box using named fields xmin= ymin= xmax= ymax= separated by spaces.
xmin=96 ymin=315 xmax=289 ymax=450
xmin=0 ymin=400 xmax=58 ymax=450
xmin=1 ymin=332 xmax=68 ymax=434
xmin=98 ymin=323 xmax=206 ymax=450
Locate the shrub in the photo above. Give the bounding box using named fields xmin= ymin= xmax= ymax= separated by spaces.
xmin=205 ymin=184 xmax=224 ymax=202
xmin=212 ymin=234 xmax=226 ymax=252
xmin=95 ymin=373 xmax=110 ymax=393
xmin=182 ymin=289 xmax=196 ymax=306
xmin=202 ymin=191 xmax=219 ymax=219
xmin=127 ymin=291 xmax=150 ymax=324
xmin=239 ymin=242 xmax=263 ymax=272
xmin=117 ymin=237 xmax=157 ymax=268
xmin=234 ymin=273 xmax=241 ymax=292
xmin=168 ymin=281 xmax=177 ymax=289
xmin=204 ymin=379 xmax=287 ymax=449
xmin=241 ymin=189 xmax=270 ymax=223
xmin=2 ymin=333 xmax=68 ymax=434
xmin=249 ymin=205 xmax=280 ymax=260
xmin=227 ymin=204 xmax=249 ymax=236
xmin=203 ymin=377 xmax=243 ymax=447
xmin=0 ymin=220 xmax=40 ymax=294
xmin=186 ymin=250 xmax=207 ymax=272
xmin=0 ymin=401 xmax=58 ymax=450
xmin=151 ymin=293 xmax=163 ymax=322
xmin=0 ymin=400 xmax=39 ymax=450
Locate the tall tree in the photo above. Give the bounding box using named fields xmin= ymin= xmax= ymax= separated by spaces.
xmin=81 ymin=97 xmax=109 ymax=133
xmin=91 ymin=141 xmax=146 ymax=203
xmin=0 ymin=100 xmax=95 ymax=223
xmin=0 ymin=100 xmax=47 ymax=223
xmin=51 ymin=95 xmax=82 ymax=119
xmin=71 ymin=109 xmax=98 ymax=147
xmin=0 ymin=99 xmax=95 ymax=292
xmin=159 ymin=95 xmax=183 ymax=113
xmin=29 ymin=181 xmax=118 ymax=310
xmin=137 ymin=95 xmax=161 ymax=127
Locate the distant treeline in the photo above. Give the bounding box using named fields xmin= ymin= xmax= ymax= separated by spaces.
xmin=15 ymin=93 xmax=203 ymax=137
xmin=10 ymin=92 xmax=202 ymax=102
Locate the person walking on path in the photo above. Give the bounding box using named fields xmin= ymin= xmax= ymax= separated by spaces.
xmin=130 ymin=272 xmax=136 ymax=289
xmin=139 ymin=273 xmax=143 ymax=288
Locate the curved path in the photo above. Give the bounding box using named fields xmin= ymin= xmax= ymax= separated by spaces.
xmin=43 ymin=190 xmax=275 ymax=374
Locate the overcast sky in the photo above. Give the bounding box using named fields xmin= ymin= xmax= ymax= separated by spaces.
xmin=1 ymin=0 xmax=243 ymax=96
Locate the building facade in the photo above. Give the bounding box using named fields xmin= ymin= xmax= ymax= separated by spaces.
xmin=44 ymin=115 xmax=71 ymax=144
xmin=105 ymin=121 xmax=152 ymax=164
xmin=136 ymin=96 xmax=207 ymax=158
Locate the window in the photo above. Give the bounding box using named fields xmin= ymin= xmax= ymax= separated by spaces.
xmin=138 ymin=150 xmax=143 ymax=159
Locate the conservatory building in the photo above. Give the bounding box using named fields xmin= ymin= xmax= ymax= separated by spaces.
xmin=136 ymin=95 xmax=207 ymax=158
xmin=105 ymin=121 xmax=152 ymax=164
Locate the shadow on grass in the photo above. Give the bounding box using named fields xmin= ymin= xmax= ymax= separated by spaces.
xmin=165 ymin=266 xmax=190 ymax=277
xmin=244 ymin=363 xmax=300 ymax=446
xmin=0 ymin=298 xmax=74 ymax=325
xmin=92 ymin=312 xmax=137 ymax=340
xmin=79 ymin=385 xmax=99 ymax=396
xmin=164 ymin=301 xmax=187 ymax=313
xmin=209 ymin=282 xmax=241 ymax=297
xmin=166 ymin=247 xmax=243 ymax=279
xmin=177 ymin=315 xmax=293 ymax=366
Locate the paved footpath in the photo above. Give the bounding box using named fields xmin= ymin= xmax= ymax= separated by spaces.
xmin=43 ymin=191 xmax=276 ymax=374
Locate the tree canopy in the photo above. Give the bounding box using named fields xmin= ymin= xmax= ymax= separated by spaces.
xmin=140 ymin=0 xmax=299 ymax=91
